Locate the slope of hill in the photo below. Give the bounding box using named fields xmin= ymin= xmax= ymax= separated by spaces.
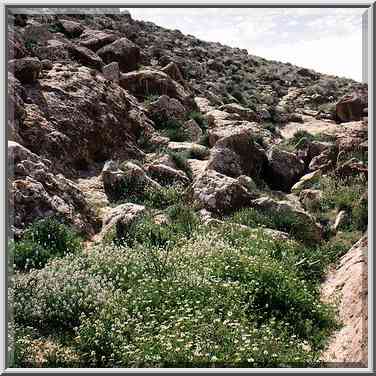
xmin=7 ymin=9 xmax=368 ymax=368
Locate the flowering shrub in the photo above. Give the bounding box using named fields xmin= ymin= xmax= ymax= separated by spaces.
xmin=14 ymin=224 xmax=337 ymax=367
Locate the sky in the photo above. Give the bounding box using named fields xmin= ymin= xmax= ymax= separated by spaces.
xmin=124 ymin=8 xmax=366 ymax=82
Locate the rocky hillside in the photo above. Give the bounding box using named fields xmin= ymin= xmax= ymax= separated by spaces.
xmin=8 ymin=9 xmax=368 ymax=368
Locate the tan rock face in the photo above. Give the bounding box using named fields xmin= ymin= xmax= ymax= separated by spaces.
xmin=192 ymin=169 xmax=257 ymax=214
xmin=9 ymin=141 xmax=98 ymax=237
xmin=321 ymin=235 xmax=368 ymax=367
xmin=13 ymin=64 xmax=150 ymax=177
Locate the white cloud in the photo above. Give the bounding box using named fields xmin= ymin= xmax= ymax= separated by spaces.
xmin=125 ymin=7 xmax=366 ymax=81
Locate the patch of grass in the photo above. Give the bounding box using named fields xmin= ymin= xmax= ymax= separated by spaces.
xmin=12 ymin=217 xmax=82 ymax=271
xmin=312 ymin=175 xmax=368 ymax=233
xmin=188 ymin=111 xmax=208 ymax=133
xmin=143 ymin=185 xmax=186 ymax=210
xmin=198 ymin=133 xmax=210 ymax=147
xmin=144 ymin=94 xmax=160 ymax=106
xmin=227 ymin=207 xmax=317 ymax=244
xmin=48 ymin=23 xmax=65 ymax=34
xmin=24 ymin=38 xmax=37 ymax=51
xmin=167 ymin=151 xmax=193 ymax=180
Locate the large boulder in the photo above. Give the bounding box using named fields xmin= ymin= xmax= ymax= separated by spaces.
xmin=209 ymin=128 xmax=268 ymax=180
xmin=8 ymin=57 xmax=42 ymax=84
xmin=67 ymin=44 xmax=104 ymax=70
xmin=59 ymin=19 xmax=84 ymax=38
xmin=208 ymin=121 xmax=273 ymax=147
xmin=78 ymin=29 xmax=118 ymax=51
xmin=146 ymin=95 xmax=186 ymax=124
xmin=264 ymin=146 xmax=305 ymax=192
xmin=206 ymin=147 xmax=243 ymax=178
xmin=119 ymin=70 xmax=191 ymax=105
xmin=15 ymin=64 xmax=149 ymax=177
xmin=336 ymin=92 xmax=367 ymax=123
xmin=251 ymin=196 xmax=322 ymax=242
xmin=9 ymin=141 xmax=98 ymax=237
xmin=192 ymin=170 xmax=257 ymax=214
xmin=97 ymin=37 xmax=140 ymax=72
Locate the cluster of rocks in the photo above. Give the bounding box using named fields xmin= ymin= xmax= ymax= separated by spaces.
xmin=7 ymin=10 xmax=368 ymax=244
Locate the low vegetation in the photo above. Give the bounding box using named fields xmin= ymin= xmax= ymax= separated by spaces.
xmin=13 ymin=212 xmax=338 ymax=367
xmin=11 ymin=217 xmax=82 ymax=271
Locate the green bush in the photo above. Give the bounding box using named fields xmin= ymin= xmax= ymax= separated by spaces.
xmin=48 ymin=23 xmax=65 ymax=33
xmin=188 ymin=111 xmax=208 ymax=132
xmin=144 ymin=94 xmax=159 ymax=105
xmin=143 ymin=185 xmax=184 ymax=210
xmin=228 ymin=207 xmax=317 ymax=244
xmin=189 ymin=146 xmax=210 ymax=160
xmin=13 ymin=218 xmax=82 ymax=271
xmin=314 ymin=175 xmax=368 ymax=233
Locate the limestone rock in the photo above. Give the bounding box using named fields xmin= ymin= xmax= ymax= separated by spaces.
xmin=192 ymin=170 xmax=256 ymax=214
xmin=265 ymin=146 xmax=305 ymax=192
